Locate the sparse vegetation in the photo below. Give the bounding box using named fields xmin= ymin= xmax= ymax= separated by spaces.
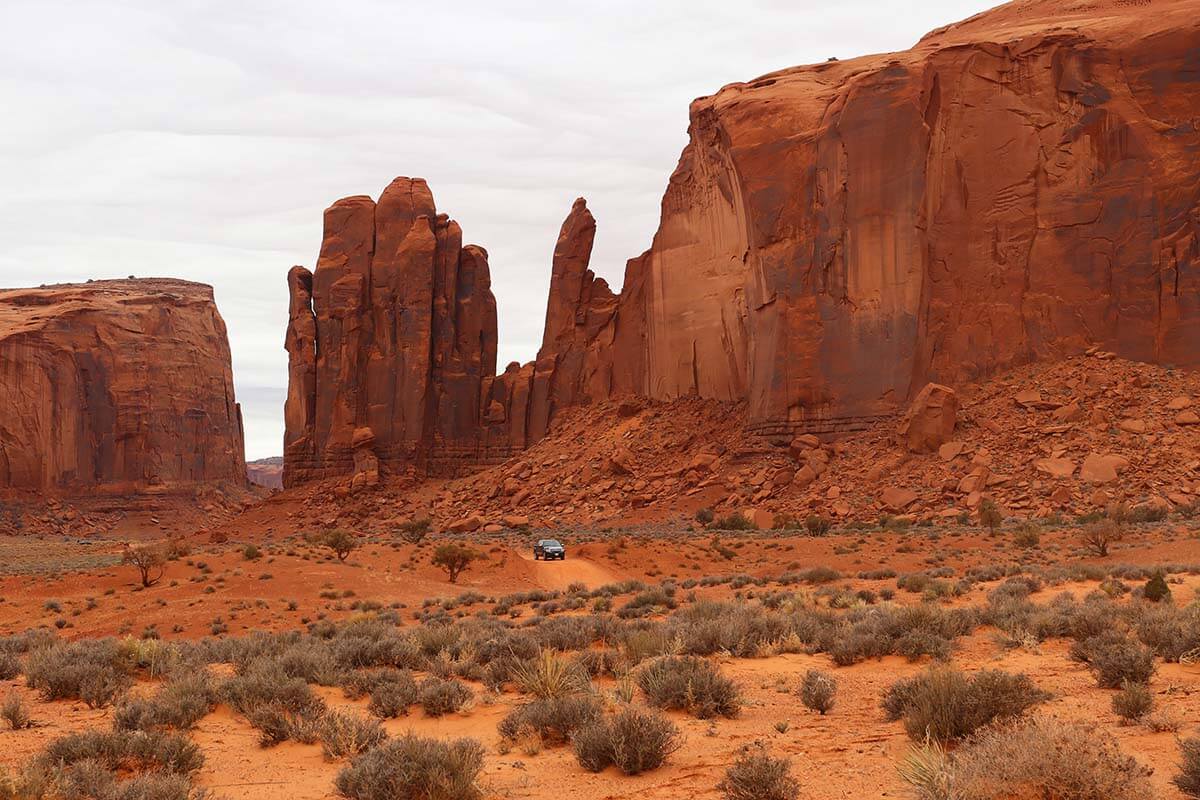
xmin=23 ymin=638 xmax=135 ymax=707
xmin=799 ymin=669 xmax=836 ymax=715
xmin=1143 ymin=572 xmax=1171 ymax=603
xmin=396 ymin=517 xmax=433 ymax=544
xmin=573 ymin=708 xmax=681 ymax=775
xmin=322 ymin=529 xmax=359 ymax=561
xmin=418 ymin=676 xmax=473 ymax=716
xmin=335 ymin=734 xmax=484 ymax=800
xmin=1083 ymin=520 xmax=1122 ymax=557
xmin=978 ymin=499 xmax=1002 ymax=534
xmin=432 ymin=543 xmax=484 ymax=583
xmin=1 ymin=692 xmax=30 ymax=730
xmin=1112 ymin=680 xmax=1153 ymax=722
xmin=637 ymin=655 xmax=740 ymax=718
xmin=883 ymin=667 xmax=1049 ymax=743
xmin=122 ymin=542 xmax=168 ymax=587
xmin=318 ymin=710 xmax=387 ymax=759
xmin=498 ymin=695 xmax=603 ymax=747
xmin=1175 ymin=736 xmax=1200 ymax=797
xmin=917 ymin=716 xmax=1154 ymax=800
xmin=719 ymin=746 xmax=800 ymax=800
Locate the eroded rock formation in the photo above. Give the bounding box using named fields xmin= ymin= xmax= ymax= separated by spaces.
xmin=0 ymin=279 xmax=246 ymax=492
xmin=285 ymin=0 xmax=1200 ymax=486
xmin=284 ymin=178 xmax=503 ymax=485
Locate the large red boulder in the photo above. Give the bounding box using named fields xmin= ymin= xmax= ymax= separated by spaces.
xmin=897 ymin=384 xmax=959 ymax=454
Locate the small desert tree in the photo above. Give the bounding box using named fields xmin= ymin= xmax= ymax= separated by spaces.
xmin=1083 ymin=520 xmax=1121 ymax=557
xmin=396 ymin=517 xmax=432 ymax=545
xmin=432 ymin=543 xmax=482 ymax=583
xmin=122 ymin=543 xmax=167 ymax=587
xmin=979 ymin=499 xmax=1002 ymax=534
xmin=323 ymin=529 xmax=358 ymax=562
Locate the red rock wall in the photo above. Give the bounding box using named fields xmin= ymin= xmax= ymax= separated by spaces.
xmin=0 ymin=279 xmax=246 ymax=492
xmin=284 ymin=0 xmax=1200 ymax=485
xmin=618 ymin=0 xmax=1200 ymax=440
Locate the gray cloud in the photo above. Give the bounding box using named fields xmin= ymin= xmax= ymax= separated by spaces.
xmin=1 ymin=0 xmax=996 ymax=459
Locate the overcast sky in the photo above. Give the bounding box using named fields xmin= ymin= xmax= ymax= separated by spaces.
xmin=1 ymin=0 xmax=997 ymax=460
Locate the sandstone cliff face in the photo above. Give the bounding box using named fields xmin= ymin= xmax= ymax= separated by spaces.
xmin=0 ymin=279 xmax=246 ymax=492
xmin=622 ymin=0 xmax=1200 ymax=440
xmin=285 ymin=0 xmax=1200 ymax=485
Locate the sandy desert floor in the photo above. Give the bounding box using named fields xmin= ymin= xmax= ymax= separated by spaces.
xmin=3 ymin=518 xmax=1200 ymax=799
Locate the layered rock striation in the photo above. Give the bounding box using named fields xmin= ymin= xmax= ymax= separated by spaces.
xmin=285 ymin=0 xmax=1200 ymax=485
xmin=0 ymin=279 xmax=246 ymax=492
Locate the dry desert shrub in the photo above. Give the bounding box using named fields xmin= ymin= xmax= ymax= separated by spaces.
xmin=498 ymin=695 xmax=603 ymax=747
xmin=395 ymin=517 xmax=432 ymax=544
xmin=113 ymin=670 xmax=217 ymax=731
xmin=1082 ymin=519 xmax=1122 ymax=557
xmin=1073 ymin=632 xmax=1155 ymax=687
xmin=431 ymin=543 xmax=483 ymax=583
xmin=334 ymin=734 xmax=484 ymax=800
xmin=882 ymin=666 xmax=1049 ymax=743
xmin=636 ymin=655 xmax=740 ymax=719
xmin=949 ymin=716 xmax=1152 ymax=800
xmin=572 ymin=707 xmax=681 ymax=775
xmin=1111 ymin=680 xmax=1153 ymax=722
xmin=1176 ymin=737 xmax=1200 ymax=797
xmin=719 ymin=746 xmax=800 ymax=800
xmin=35 ymin=729 xmax=204 ymax=777
xmin=23 ymin=638 xmax=135 ymax=708
xmin=417 ymin=676 xmax=473 ymax=716
xmin=0 ymin=692 xmax=30 ymax=730
xmin=799 ymin=669 xmax=836 ymax=715
xmin=0 ymin=653 xmax=19 ymax=681
xmin=122 ymin=542 xmax=168 ymax=587
xmin=318 ymin=710 xmax=387 ymax=759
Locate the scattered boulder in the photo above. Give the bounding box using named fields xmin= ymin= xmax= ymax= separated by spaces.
xmin=606 ymin=448 xmax=634 ymax=476
xmin=1080 ymin=453 xmax=1131 ymax=484
xmin=741 ymin=508 xmax=775 ymax=530
xmin=446 ymin=515 xmax=484 ymax=533
xmin=789 ymin=434 xmax=821 ymax=458
xmin=1034 ymin=458 xmax=1076 ymax=478
xmin=1119 ymin=418 xmax=1148 ymax=434
xmin=897 ymin=383 xmax=959 ymax=453
xmin=792 ymin=466 xmax=818 ymax=487
xmin=1051 ymin=401 xmax=1083 ymax=422
xmin=880 ymin=487 xmax=918 ymax=511
xmin=938 ymin=441 xmax=965 ymax=461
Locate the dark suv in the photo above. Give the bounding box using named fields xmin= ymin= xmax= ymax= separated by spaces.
xmin=533 ymin=538 xmax=566 ymax=560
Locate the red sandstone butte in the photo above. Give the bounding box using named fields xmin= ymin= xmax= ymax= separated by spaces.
xmin=284 ymin=178 xmax=502 ymax=486
xmin=0 ymin=279 xmax=246 ymax=492
xmin=285 ymin=0 xmax=1200 ymax=485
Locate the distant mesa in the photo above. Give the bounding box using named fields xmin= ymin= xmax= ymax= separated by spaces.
xmin=246 ymin=457 xmax=284 ymax=490
xmin=0 ymin=279 xmax=246 ymax=494
xmin=284 ymin=0 xmax=1200 ymax=487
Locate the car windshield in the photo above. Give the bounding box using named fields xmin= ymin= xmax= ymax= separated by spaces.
xmin=540 ymin=540 xmax=562 ymax=547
